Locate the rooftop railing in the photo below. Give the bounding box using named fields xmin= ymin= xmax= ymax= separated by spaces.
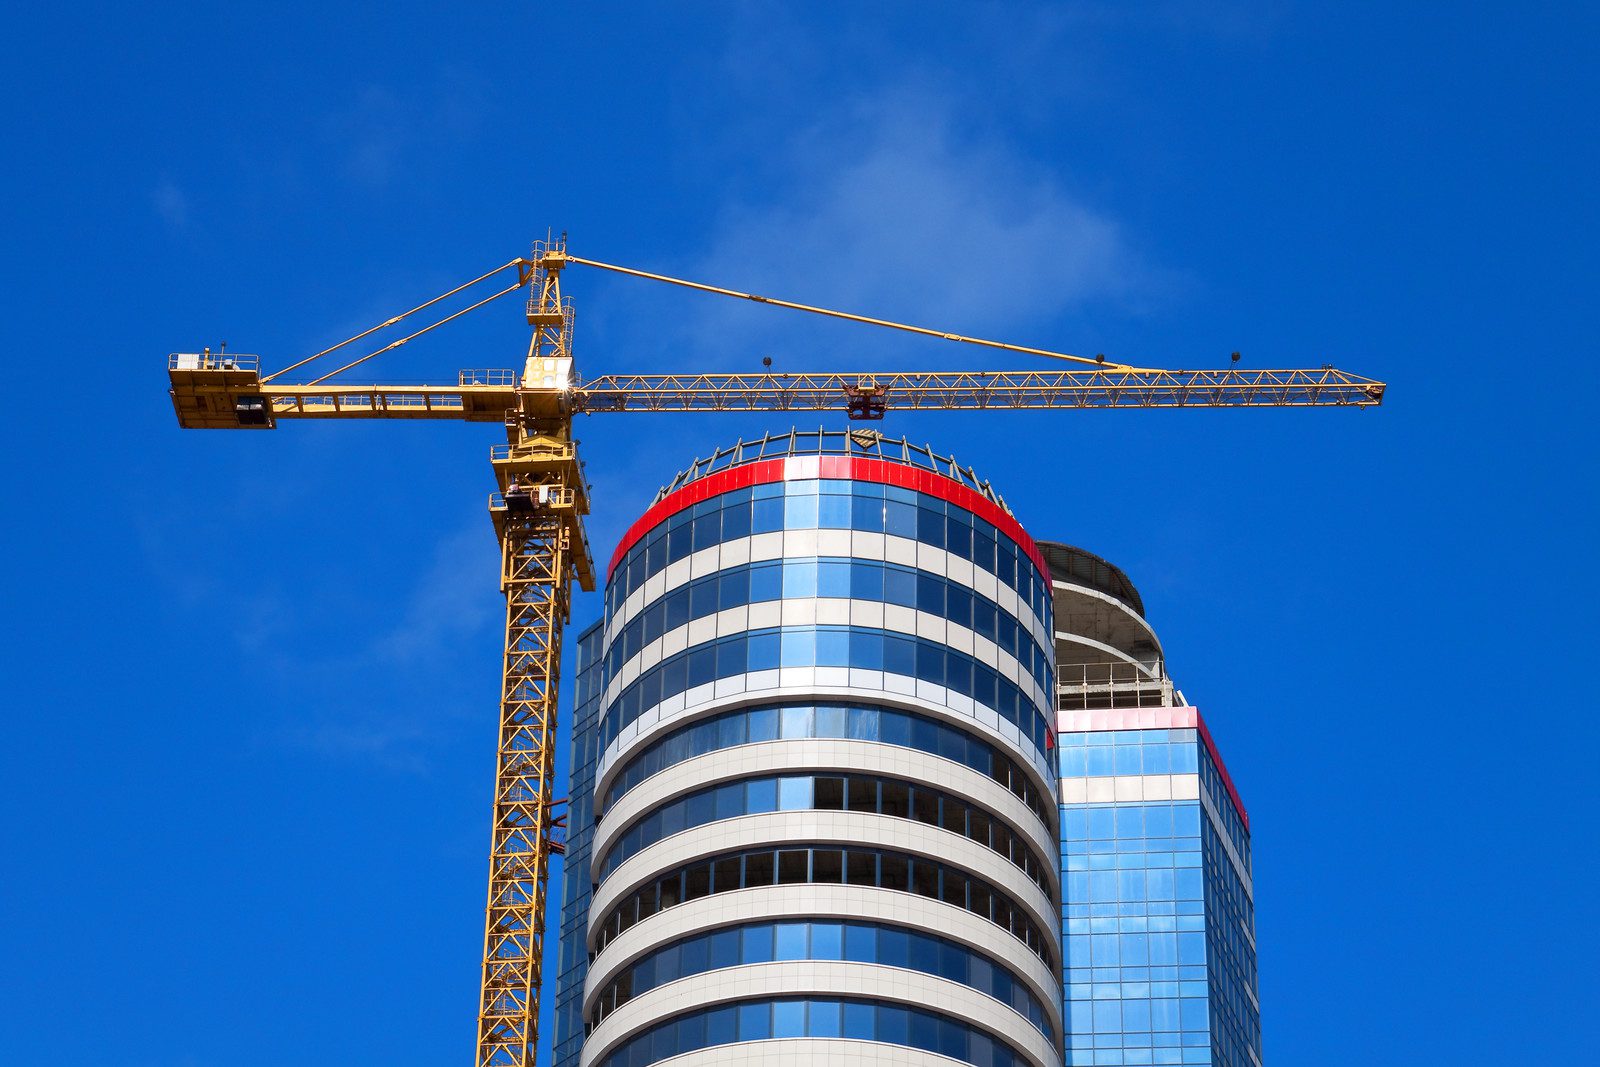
xmin=1057 ymin=661 xmax=1175 ymax=710
xmin=654 ymin=427 xmax=1012 ymax=512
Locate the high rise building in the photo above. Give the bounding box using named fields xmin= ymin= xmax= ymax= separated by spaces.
xmin=551 ymin=432 xmax=1262 ymax=1067
xmin=1045 ymin=543 xmax=1261 ymax=1067
xmin=552 ymin=430 xmax=1061 ymax=1067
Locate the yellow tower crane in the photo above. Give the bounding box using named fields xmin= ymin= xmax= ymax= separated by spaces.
xmin=166 ymin=236 xmax=1385 ymax=1067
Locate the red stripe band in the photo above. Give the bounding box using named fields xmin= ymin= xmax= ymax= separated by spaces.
xmin=605 ymin=456 xmax=1052 ymax=583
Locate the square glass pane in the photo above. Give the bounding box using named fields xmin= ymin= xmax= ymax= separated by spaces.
xmin=878 ymin=1004 xmax=910 ymax=1046
xmin=817 ymin=558 xmax=851 ymax=596
xmin=705 ymin=1005 xmax=737 ymax=1046
xmin=774 ymin=922 xmax=809 ymax=961
xmin=777 ymin=775 xmax=813 ymax=811
xmin=746 ymin=777 xmax=779 ymax=814
xmin=746 ymin=706 xmax=779 ymax=742
xmin=685 ymin=790 xmax=715 ymax=828
xmin=777 ymin=850 xmax=808 ymax=884
xmin=713 ymin=856 xmax=742 ymax=893
xmin=780 ymin=705 xmax=812 ymax=738
xmin=815 ymin=704 xmax=849 ymax=738
xmin=773 ymin=999 xmax=806 ymax=1038
xmin=812 ymin=849 xmax=843 ymax=883
xmin=968 ymin=880 xmax=992 ymax=920
xmin=880 ymin=853 xmax=909 ymax=891
xmin=709 ymin=927 xmax=739 ymax=969
xmin=883 ymin=777 xmax=908 ymax=819
xmin=910 ymin=860 xmax=939 ymax=898
xmin=940 ymin=796 xmax=966 ymax=836
xmin=744 ymin=851 xmax=775 ymax=886
xmin=815 ymin=776 xmax=845 ymax=810
xmin=847 ymin=851 xmax=877 ymax=886
xmin=941 ymin=868 xmax=968 ymax=908
xmin=737 ymin=1001 xmax=770 ymax=1040
xmin=713 ymin=782 xmax=744 ymax=820
xmin=717 ymin=712 xmax=746 ymax=748
xmin=742 ymin=922 xmax=774 ymax=963
xmin=679 ymin=935 xmax=710 ymax=974
xmin=749 ymin=561 xmax=782 ymax=603
xmin=877 ymin=925 xmax=909 ymax=965
xmin=810 ymin=998 xmax=842 ymax=1038
xmin=843 ymin=923 xmax=876 ymax=962
xmin=843 ymin=1001 xmax=875 ymax=1040
xmin=810 ymin=922 xmax=843 ymax=960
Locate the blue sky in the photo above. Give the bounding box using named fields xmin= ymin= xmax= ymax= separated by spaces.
xmin=3 ymin=3 xmax=1596 ymax=1063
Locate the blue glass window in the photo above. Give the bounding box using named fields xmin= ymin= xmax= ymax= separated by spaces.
xmin=599 ymin=625 xmax=1053 ymax=760
xmin=604 ymin=555 xmax=1050 ymax=688
xmin=596 ymin=770 xmax=1053 ymax=892
xmin=599 ymin=998 xmax=1027 ymax=1067
xmin=608 ymin=479 xmax=1051 ymax=634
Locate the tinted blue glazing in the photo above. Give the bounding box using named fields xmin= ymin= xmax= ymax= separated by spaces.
xmin=590 ymin=919 xmax=1053 ymax=1039
xmin=606 ymin=479 xmax=1051 ymax=627
xmin=551 ymin=622 xmax=606 ymax=1067
xmin=1057 ymin=727 xmax=1262 ymax=1066
xmin=599 ymin=624 xmax=1052 ymax=755
xmin=598 ymin=997 xmax=1029 ymax=1067
xmin=604 ymin=555 xmax=1051 ymax=682
xmin=595 ymin=771 xmax=1053 ymax=891
xmin=599 ymin=701 xmax=1053 ymax=828
xmin=1198 ymin=748 xmax=1260 ymax=1065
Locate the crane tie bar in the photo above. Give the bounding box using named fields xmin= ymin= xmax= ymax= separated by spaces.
xmin=561 ymin=254 xmax=1150 ymax=373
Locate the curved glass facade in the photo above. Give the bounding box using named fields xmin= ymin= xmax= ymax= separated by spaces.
xmin=596 ymin=770 xmax=1054 ymax=891
xmin=591 ymin=843 xmax=1053 ymax=962
xmin=599 ymin=700 xmax=1054 ymax=828
xmin=599 ymin=997 xmax=1031 ymax=1067
xmin=590 ymin=918 xmax=1053 ymax=1038
xmin=555 ymin=440 xmax=1061 ymax=1067
xmin=606 ymin=479 xmax=1051 ymax=625
xmin=603 ymin=555 xmax=1051 ymax=687
xmin=600 ymin=624 xmax=1053 ymax=756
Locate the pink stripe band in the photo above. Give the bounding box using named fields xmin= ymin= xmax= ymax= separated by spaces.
xmin=1056 ymin=705 xmax=1249 ymax=831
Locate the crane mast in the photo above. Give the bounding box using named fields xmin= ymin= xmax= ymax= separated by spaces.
xmin=476 ymin=246 xmax=593 ymax=1066
xmin=164 ymin=235 xmax=1385 ymax=1067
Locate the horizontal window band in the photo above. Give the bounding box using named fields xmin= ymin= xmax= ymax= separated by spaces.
xmin=588 ymin=917 xmax=1054 ymax=1041
xmin=595 ymin=994 xmax=1035 ymax=1067
xmin=590 ymin=844 xmax=1055 ymax=968
xmin=598 ymin=700 xmax=1054 ymax=832
xmin=606 ymin=468 xmax=1051 ymax=625
xmin=604 ymin=555 xmax=1051 ymax=684
xmin=600 ymin=626 xmax=1053 ymax=759
xmin=594 ymin=770 xmax=1055 ymax=894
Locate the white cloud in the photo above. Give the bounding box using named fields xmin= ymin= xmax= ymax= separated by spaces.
xmin=666 ymin=88 xmax=1162 ymax=367
xmin=154 ymin=179 xmax=189 ymax=228
xmin=370 ymin=523 xmax=499 ymax=664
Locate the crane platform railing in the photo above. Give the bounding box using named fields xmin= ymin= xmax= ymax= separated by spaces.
xmin=168 ymin=362 xmax=1386 ymax=429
